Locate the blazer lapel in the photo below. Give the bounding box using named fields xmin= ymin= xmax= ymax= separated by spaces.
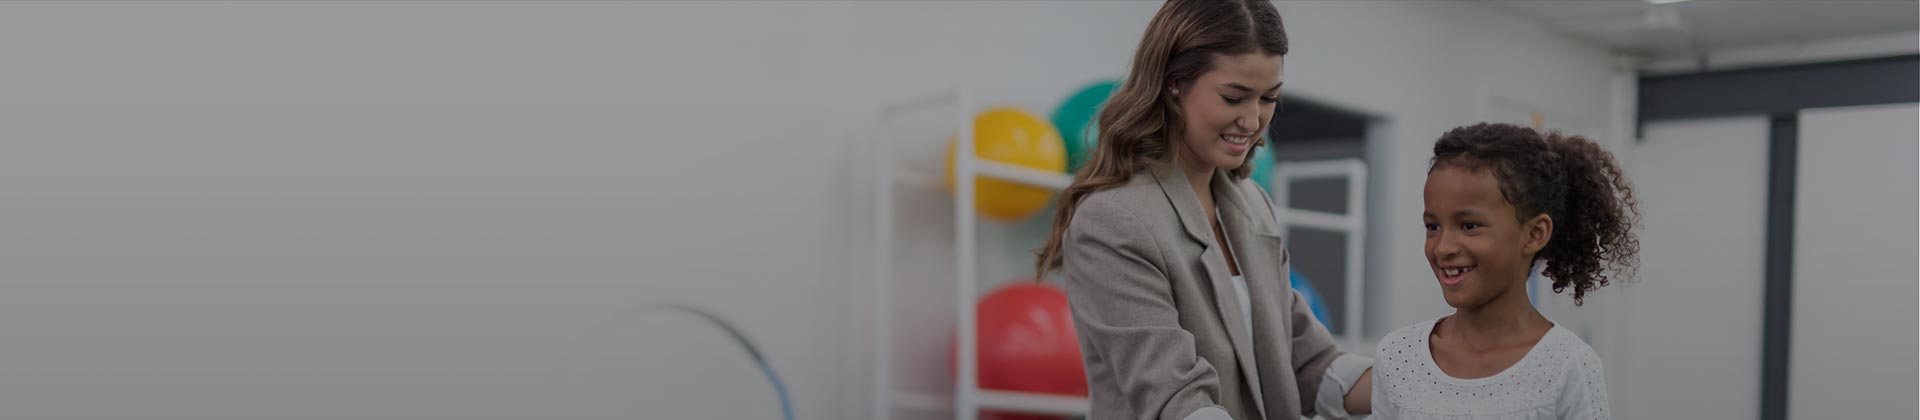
xmin=1213 ymin=171 xmax=1292 ymax=419
xmin=1152 ymin=162 xmax=1267 ymax=419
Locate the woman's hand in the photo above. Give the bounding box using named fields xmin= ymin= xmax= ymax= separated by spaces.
xmin=1343 ymin=367 xmax=1373 ymax=415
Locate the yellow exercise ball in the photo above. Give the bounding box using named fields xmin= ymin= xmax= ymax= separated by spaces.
xmin=945 ymin=107 xmax=1068 ymax=222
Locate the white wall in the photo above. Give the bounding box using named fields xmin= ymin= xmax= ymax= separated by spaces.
xmin=1579 ymin=104 xmax=1920 ymax=420
xmin=0 ymin=2 xmax=1149 ymax=419
xmin=1608 ymin=117 xmax=1774 ymax=420
xmin=0 ymin=1 xmax=1627 ymax=419
xmin=1790 ymin=103 xmax=1920 ymax=419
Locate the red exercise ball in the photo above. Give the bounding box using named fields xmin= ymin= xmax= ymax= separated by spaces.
xmin=948 ymin=281 xmax=1088 ymax=420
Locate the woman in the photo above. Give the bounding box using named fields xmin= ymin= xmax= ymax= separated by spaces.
xmin=1033 ymin=1 xmax=1372 ymax=419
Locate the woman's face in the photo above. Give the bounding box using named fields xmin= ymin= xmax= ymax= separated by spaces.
xmin=1172 ymin=52 xmax=1284 ymax=173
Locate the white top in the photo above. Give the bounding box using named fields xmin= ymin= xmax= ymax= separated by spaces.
xmin=1371 ymin=317 xmax=1609 ymax=420
xmin=1216 ymin=208 xmax=1259 ymax=377
xmin=1232 ymin=274 xmax=1254 ymax=355
xmin=1215 ymin=207 xmax=1260 ymax=382
xmin=1185 ymin=208 xmax=1370 ymax=420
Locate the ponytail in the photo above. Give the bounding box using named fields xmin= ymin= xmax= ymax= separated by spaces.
xmin=1538 ymin=133 xmax=1640 ymax=304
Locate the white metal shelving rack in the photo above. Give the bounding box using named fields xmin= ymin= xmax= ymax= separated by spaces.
xmin=872 ymin=89 xmax=1089 ymax=420
xmin=1270 ymin=158 xmax=1369 ymax=346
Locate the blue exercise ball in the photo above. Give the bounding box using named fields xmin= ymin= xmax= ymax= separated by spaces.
xmin=1288 ymin=267 xmax=1332 ymax=329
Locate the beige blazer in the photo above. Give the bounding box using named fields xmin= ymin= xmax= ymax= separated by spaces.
xmin=1062 ymin=161 xmax=1345 ymax=420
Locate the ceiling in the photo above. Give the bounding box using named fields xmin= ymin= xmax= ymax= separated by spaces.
xmin=1482 ymin=0 xmax=1918 ymax=57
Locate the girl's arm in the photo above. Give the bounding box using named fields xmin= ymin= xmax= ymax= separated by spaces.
xmin=1558 ymin=346 xmax=1610 ymax=420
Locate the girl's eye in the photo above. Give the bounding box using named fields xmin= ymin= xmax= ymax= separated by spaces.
xmin=1424 ymin=223 xmax=1439 ymax=232
xmin=1223 ymin=96 xmax=1244 ymax=105
xmin=1259 ymin=96 xmax=1279 ymax=104
xmin=1462 ymin=222 xmax=1483 ymax=231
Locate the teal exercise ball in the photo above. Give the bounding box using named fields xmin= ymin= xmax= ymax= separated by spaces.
xmin=1050 ymin=80 xmax=1121 ymax=173
xmin=1249 ymin=143 xmax=1275 ymax=192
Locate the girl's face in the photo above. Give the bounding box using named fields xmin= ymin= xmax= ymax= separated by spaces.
xmin=1422 ymin=166 xmax=1552 ymax=309
xmin=1172 ymin=53 xmax=1283 ymax=173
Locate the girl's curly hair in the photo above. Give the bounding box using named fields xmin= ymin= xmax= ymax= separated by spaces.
xmin=1431 ymin=123 xmax=1641 ymax=305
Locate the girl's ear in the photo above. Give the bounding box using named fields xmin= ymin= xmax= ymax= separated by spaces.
xmin=1522 ymin=213 xmax=1553 ymax=256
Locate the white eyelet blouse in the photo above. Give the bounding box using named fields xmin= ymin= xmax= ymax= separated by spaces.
xmin=1370 ymin=317 xmax=1609 ymax=420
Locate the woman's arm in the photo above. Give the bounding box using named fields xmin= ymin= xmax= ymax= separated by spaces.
xmin=1289 ymin=285 xmax=1374 ymax=418
xmin=1062 ymin=197 xmax=1225 ymax=420
xmin=1251 ymin=184 xmax=1375 ymax=417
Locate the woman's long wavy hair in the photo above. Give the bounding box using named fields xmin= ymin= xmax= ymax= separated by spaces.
xmin=1035 ymin=0 xmax=1288 ymax=278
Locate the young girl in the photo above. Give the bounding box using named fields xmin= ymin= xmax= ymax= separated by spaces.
xmin=1372 ymin=123 xmax=1640 ymax=419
